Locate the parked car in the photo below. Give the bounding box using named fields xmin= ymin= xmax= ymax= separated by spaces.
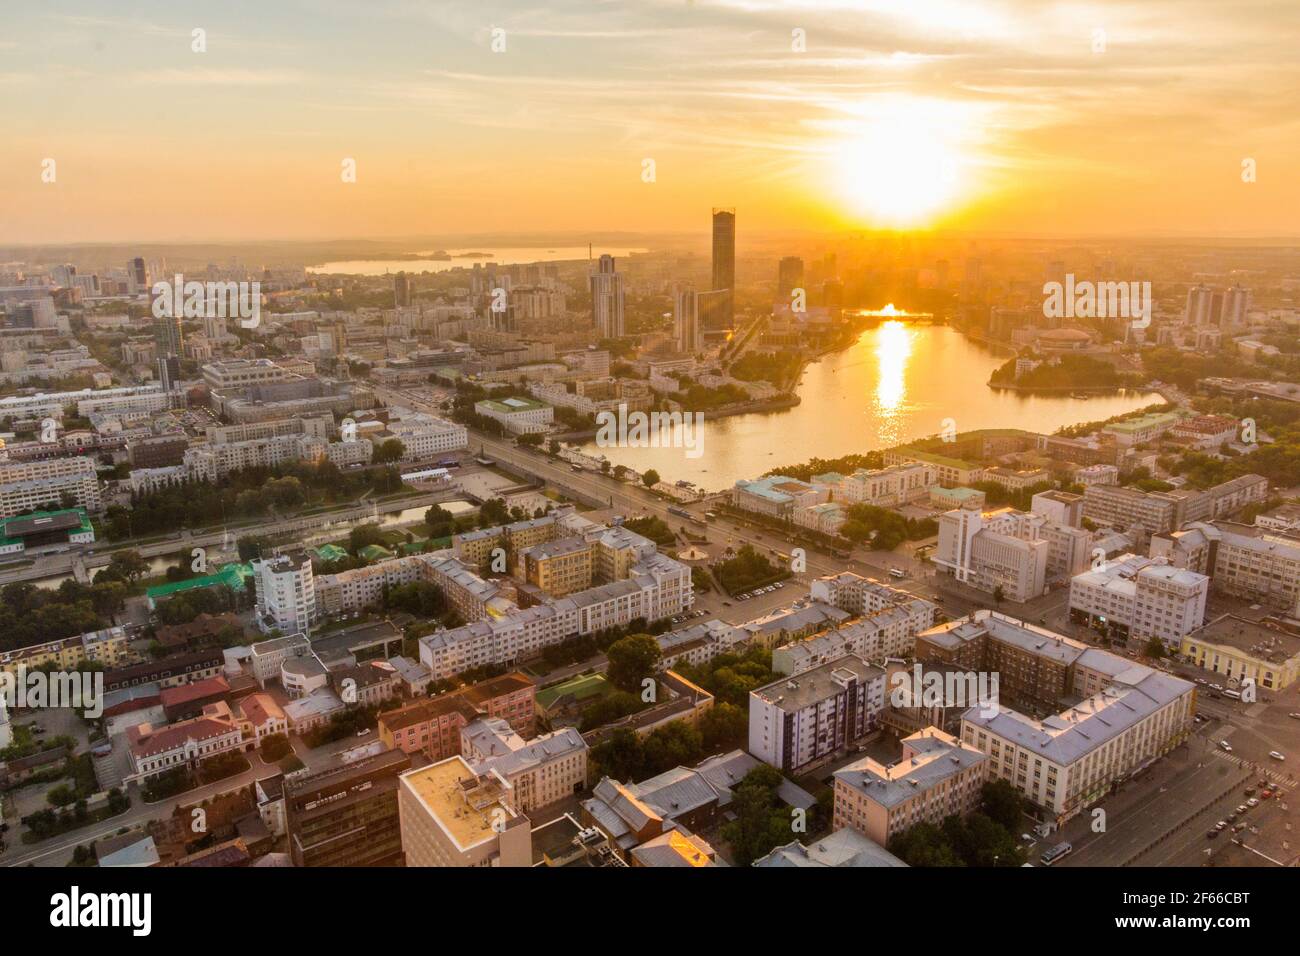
xmin=1219 ymin=741 xmax=1233 ymax=752
xmin=1269 ymin=751 xmax=1286 ymax=761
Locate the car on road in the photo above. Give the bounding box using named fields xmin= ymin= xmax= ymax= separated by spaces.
xmin=1219 ymin=740 xmax=1233 ymax=752
xmin=1289 ymin=713 xmax=1300 ymax=720
xmin=722 ymin=601 xmax=731 ymax=607
xmin=1235 ymin=804 xmax=1249 ymax=814
xmin=1214 ymin=820 xmax=1228 ymax=830
xmin=1206 ymin=830 xmax=1219 ymax=839
xmin=1269 ymin=751 xmax=1286 ymax=761
xmin=356 ymin=728 xmax=371 ymax=737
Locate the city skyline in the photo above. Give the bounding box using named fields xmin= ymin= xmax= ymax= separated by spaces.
xmin=4 ymin=0 xmax=1300 ymax=243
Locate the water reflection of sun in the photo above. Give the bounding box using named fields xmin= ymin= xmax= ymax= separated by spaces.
xmin=872 ymin=320 xmax=914 ymax=446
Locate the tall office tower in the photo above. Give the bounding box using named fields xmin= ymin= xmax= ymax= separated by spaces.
xmin=127 ymin=257 xmax=148 ymax=294
xmin=674 ymin=287 xmax=700 ymax=354
xmin=777 ymin=256 xmax=804 ymax=300
xmin=51 ymin=264 xmax=77 ymax=287
xmin=589 ymin=254 xmax=625 ymax=339
xmin=1185 ymin=284 xmax=1214 ymax=325
xmin=157 ymin=355 xmax=181 ymax=393
xmin=394 ymin=271 xmax=412 ymax=308
xmin=1220 ymin=284 xmax=1251 ymax=328
xmin=153 ymin=313 xmax=184 ymax=357
xmin=711 ymin=207 xmax=735 ymax=328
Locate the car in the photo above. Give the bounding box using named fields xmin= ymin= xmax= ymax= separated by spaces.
xmin=1219 ymin=741 xmax=1233 ymax=752
xmin=1232 ymin=823 xmax=1247 ymax=833
xmin=1289 ymin=713 xmax=1300 ymax=720
xmin=1194 ymin=714 xmax=1205 ymax=723
xmin=1269 ymin=751 xmax=1286 ymax=761
xmin=1235 ymin=804 xmax=1249 ymax=814
xmin=1247 ymin=798 xmax=1259 ymax=807
xmin=1260 ymin=790 xmax=1273 ymax=799
xmin=774 ymin=581 xmax=784 ymax=588
xmin=1215 ymin=820 xmax=1228 ymax=830
xmin=1226 ymin=813 xmax=1238 ymax=823
xmin=722 ymin=601 xmax=731 ymax=607
xmin=1206 ymin=830 xmax=1220 ymax=839
xmin=356 ymin=728 xmax=371 ymax=737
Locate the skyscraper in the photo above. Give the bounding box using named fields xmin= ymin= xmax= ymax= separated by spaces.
xmin=394 ymin=271 xmax=412 ymax=308
xmin=711 ymin=207 xmax=735 ymax=328
xmin=153 ymin=312 xmax=183 ymax=358
xmin=674 ymin=287 xmax=700 ymax=354
xmin=777 ymin=256 xmax=804 ymax=300
xmin=127 ymin=257 xmax=148 ymax=294
xmin=1220 ymin=284 xmax=1251 ymax=328
xmin=589 ymin=254 xmax=625 ymax=339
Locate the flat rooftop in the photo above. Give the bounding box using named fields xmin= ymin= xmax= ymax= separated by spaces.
xmin=400 ymin=758 xmax=519 ymax=851
xmin=1187 ymin=614 xmax=1300 ymax=664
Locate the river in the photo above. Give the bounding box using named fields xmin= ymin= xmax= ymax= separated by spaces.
xmin=580 ymin=322 xmax=1162 ymax=490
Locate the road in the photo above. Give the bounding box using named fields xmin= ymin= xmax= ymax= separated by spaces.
xmin=0 ymin=489 xmax=464 ymax=587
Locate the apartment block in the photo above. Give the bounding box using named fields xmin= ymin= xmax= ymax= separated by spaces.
xmin=461 ymin=718 xmax=588 ymax=813
xmin=1152 ymin=520 xmax=1300 ymax=617
xmin=749 ymin=655 xmax=887 ymax=774
xmin=960 ymin=642 xmax=1195 ymax=825
xmin=833 ymin=727 xmax=989 ymax=847
xmin=1068 ymin=554 xmax=1209 ymax=647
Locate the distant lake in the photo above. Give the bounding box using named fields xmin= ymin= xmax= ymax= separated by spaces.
xmin=582 ymin=322 xmax=1163 ymax=491
xmin=308 ymin=246 xmax=649 ymax=276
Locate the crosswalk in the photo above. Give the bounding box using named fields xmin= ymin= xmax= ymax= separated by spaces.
xmin=1207 ymin=748 xmax=1294 ymax=791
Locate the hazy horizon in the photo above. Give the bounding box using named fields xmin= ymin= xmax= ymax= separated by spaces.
xmin=5 ymin=0 xmax=1299 ymax=244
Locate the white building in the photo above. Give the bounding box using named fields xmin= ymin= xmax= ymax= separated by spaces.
xmin=0 ymin=454 xmax=102 ymax=517
xmin=1068 ymin=553 xmax=1209 ymax=648
xmin=961 ymin=653 xmax=1196 ymax=826
xmin=461 ymin=717 xmax=588 ymax=813
xmin=935 ymin=508 xmax=1048 ymax=602
xmin=252 ymin=553 xmax=317 ymax=635
xmin=748 ymin=655 xmax=887 ymax=774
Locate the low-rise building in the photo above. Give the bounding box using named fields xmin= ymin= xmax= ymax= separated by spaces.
xmin=833 ymin=727 xmax=989 ymax=847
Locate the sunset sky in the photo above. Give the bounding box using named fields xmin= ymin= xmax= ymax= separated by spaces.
xmin=3 ymin=0 xmax=1298 ymax=243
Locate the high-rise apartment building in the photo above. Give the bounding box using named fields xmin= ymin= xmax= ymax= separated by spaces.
xmin=674 ymin=287 xmax=700 ymax=354
xmin=589 ymin=254 xmax=625 ymax=338
xmin=710 ymin=207 xmax=735 ymax=328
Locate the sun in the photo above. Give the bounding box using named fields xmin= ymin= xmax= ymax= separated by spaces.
xmin=830 ymin=97 xmax=975 ymax=227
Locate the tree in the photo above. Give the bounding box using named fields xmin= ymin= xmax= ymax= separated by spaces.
xmin=980 ymin=779 xmax=1026 ymax=833
xmin=348 ymin=523 xmax=386 ymax=554
xmin=1143 ymin=637 xmax=1166 ymax=659
xmin=720 ymin=765 xmax=791 ymax=866
xmin=237 ymin=535 xmax=273 ymax=562
xmin=373 ymin=438 xmax=406 ymax=463
xmin=107 ymin=550 xmax=149 ymax=584
xmin=642 ymin=469 xmax=661 ymax=488
xmin=700 ymin=702 xmax=748 ymax=751
xmin=992 ymin=585 xmax=1005 ymax=605
xmin=605 ymin=634 xmax=661 ymax=693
